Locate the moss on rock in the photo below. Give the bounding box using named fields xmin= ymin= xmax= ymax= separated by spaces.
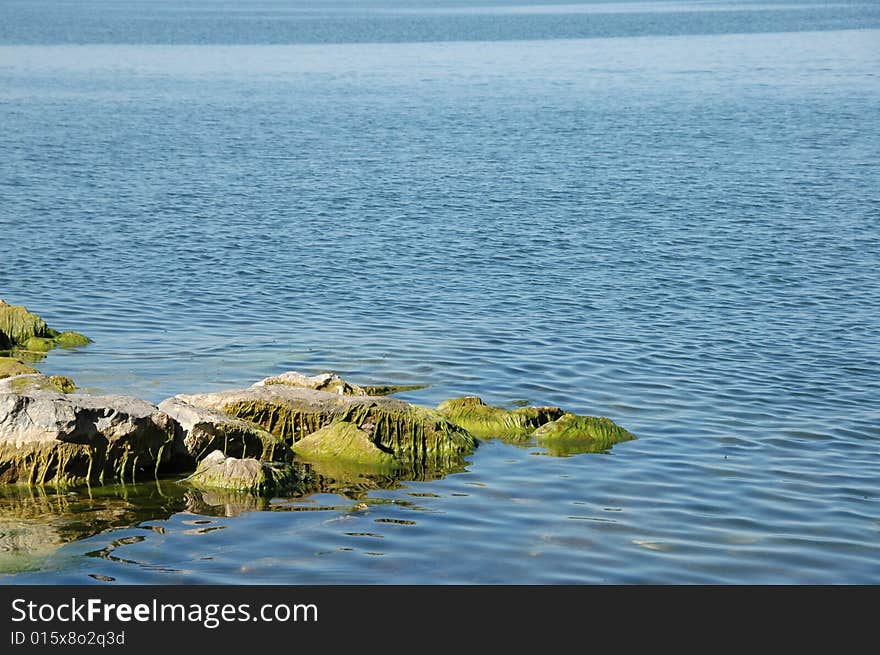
xmin=436 ymin=396 xmax=564 ymax=439
xmin=176 ymin=385 xmax=477 ymax=466
xmin=0 ymin=300 xmax=90 ymax=355
xmin=20 ymin=337 xmax=55 ymax=353
xmin=362 ymin=384 xmax=428 ymax=396
xmin=47 ymin=376 xmax=77 ymax=393
xmin=533 ymin=414 xmax=636 ymax=453
xmin=55 ymin=331 xmax=92 ymax=348
xmin=0 ymin=374 xmax=76 ymax=394
xmin=0 ymin=358 xmax=38 ymax=380
xmin=182 ymin=450 xmax=298 ymax=495
xmin=0 ymin=301 xmax=52 ymax=346
xmin=292 ymin=421 xmax=397 ymax=467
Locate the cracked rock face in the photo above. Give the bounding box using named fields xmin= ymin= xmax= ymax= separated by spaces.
xmin=0 ymin=385 xmax=175 ymax=485
xmin=158 ymin=396 xmax=290 ymax=467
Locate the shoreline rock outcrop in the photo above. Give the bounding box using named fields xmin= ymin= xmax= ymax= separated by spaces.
xmin=0 ymin=379 xmax=175 ymax=485
xmin=0 ymin=300 xmax=91 ymax=356
xmin=175 ymin=382 xmax=477 ymax=466
xmin=158 ymin=397 xmax=290 ymax=468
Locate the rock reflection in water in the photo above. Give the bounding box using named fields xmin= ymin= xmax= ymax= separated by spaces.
xmin=0 ymin=454 xmax=469 ymax=572
xmin=0 ymin=481 xmax=186 ymax=574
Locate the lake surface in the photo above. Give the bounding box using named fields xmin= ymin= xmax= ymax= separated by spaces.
xmin=1 ymin=0 xmax=879 ymax=583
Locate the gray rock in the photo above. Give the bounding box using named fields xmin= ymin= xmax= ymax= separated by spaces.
xmin=0 ymin=387 xmax=175 ymax=485
xmin=158 ymin=397 xmax=290 ymax=467
xmin=253 ymin=371 xmax=368 ymax=395
xmin=181 ymin=450 xmax=298 ymax=495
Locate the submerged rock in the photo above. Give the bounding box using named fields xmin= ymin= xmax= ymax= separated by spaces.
xmin=182 ymin=450 xmax=298 ymax=495
xmin=361 ymin=383 xmax=428 ymax=397
xmin=0 ymin=358 xmax=38 ymax=380
xmin=533 ymin=414 xmax=636 ymax=453
xmin=0 ymin=386 xmax=175 ymax=485
xmin=158 ymin=397 xmax=290 ymax=468
xmin=176 ymin=384 xmax=477 ymax=465
xmin=436 ymin=396 xmax=564 ymax=439
xmin=0 ymin=300 xmax=91 ymax=355
xmin=292 ymin=420 xmax=396 ymax=467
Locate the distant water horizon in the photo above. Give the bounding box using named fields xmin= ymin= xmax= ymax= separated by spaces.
xmin=1 ymin=1 xmax=879 ymax=583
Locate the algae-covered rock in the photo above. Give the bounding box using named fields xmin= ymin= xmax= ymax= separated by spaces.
xmin=0 ymin=388 xmax=175 ymax=485
xmin=158 ymin=397 xmax=290 ymax=467
xmin=0 ymin=358 xmax=38 ymax=380
xmin=20 ymin=336 xmax=56 ymax=353
xmin=533 ymin=414 xmax=636 ymax=454
xmin=437 ymin=396 xmax=564 ymax=439
xmin=362 ymin=383 xmax=428 ymax=396
xmin=292 ymin=420 xmax=396 ymax=467
xmin=55 ymin=331 xmax=91 ymax=348
xmin=182 ymin=450 xmax=297 ymax=495
xmin=0 ymin=374 xmax=76 ymax=394
xmin=0 ymin=300 xmax=52 ymax=346
xmin=176 ymin=384 xmax=476 ymax=466
xmin=254 ymin=371 xmax=426 ymax=398
xmin=0 ymin=300 xmax=91 ymax=355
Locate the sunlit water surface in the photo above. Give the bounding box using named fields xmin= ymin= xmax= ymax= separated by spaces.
xmin=1 ymin=1 xmax=879 ymax=583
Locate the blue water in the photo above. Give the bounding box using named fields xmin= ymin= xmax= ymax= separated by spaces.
xmin=1 ymin=1 xmax=879 ymax=583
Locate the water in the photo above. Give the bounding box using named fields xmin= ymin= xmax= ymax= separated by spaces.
xmin=1 ymin=1 xmax=879 ymax=583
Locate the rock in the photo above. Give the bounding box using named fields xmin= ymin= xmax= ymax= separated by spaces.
xmin=361 ymin=383 xmax=428 ymax=396
xmin=254 ymin=370 xmax=426 ymax=397
xmin=0 ymin=300 xmax=90 ymax=355
xmin=0 ymin=300 xmax=52 ymax=346
xmin=0 ymin=387 xmax=175 ymax=485
xmin=0 ymin=358 xmax=38 ymax=380
xmin=55 ymin=331 xmax=92 ymax=348
xmin=20 ymin=337 xmax=55 ymax=353
xmin=176 ymin=384 xmax=476 ymax=465
xmin=436 ymin=396 xmax=563 ymax=439
xmin=254 ymin=371 xmax=368 ymax=396
xmin=157 ymin=397 xmax=290 ymax=467
xmin=0 ymin=374 xmax=76 ymax=394
xmin=533 ymin=414 xmax=636 ymax=454
xmin=181 ymin=450 xmax=297 ymax=494
xmin=292 ymin=420 xmax=396 ymax=467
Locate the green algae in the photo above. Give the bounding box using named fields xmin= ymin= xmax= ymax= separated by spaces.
xmin=48 ymin=375 xmax=77 ymax=393
xmin=220 ymin=397 xmax=476 ymax=465
xmin=436 ymin=396 xmax=564 ymax=439
xmin=533 ymin=413 xmax=636 ymax=454
xmin=0 ymin=357 xmax=38 ymax=380
xmin=0 ymin=423 xmax=175 ymax=487
xmin=55 ymin=331 xmax=92 ymax=348
xmin=362 ymin=384 xmax=429 ymax=396
xmin=181 ymin=451 xmax=299 ymax=495
xmin=0 ymin=374 xmax=76 ymax=394
xmin=20 ymin=336 xmax=56 ymax=353
xmin=0 ymin=302 xmax=52 ymax=346
xmin=0 ymin=301 xmax=90 ymax=355
xmin=292 ymin=421 xmax=397 ymax=467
